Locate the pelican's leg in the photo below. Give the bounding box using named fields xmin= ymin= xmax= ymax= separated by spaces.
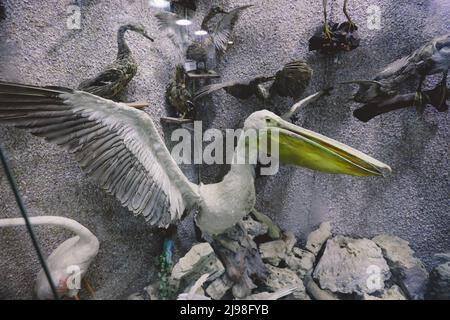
xmin=250 ymin=209 xmax=281 ymax=240
xmin=82 ymin=277 xmax=96 ymax=299
xmin=343 ymin=0 xmax=356 ymax=30
xmin=322 ymin=0 xmax=333 ymax=40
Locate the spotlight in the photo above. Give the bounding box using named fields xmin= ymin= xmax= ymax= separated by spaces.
xmin=149 ymin=0 xmax=170 ymax=9
xmin=175 ymin=19 xmax=192 ymax=26
xmin=194 ymin=30 xmax=208 ymax=36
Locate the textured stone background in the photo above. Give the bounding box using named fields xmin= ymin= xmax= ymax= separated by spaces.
xmin=0 ymin=0 xmax=449 ymax=299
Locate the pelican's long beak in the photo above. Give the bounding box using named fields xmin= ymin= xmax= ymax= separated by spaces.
xmin=264 ymin=118 xmax=391 ymax=177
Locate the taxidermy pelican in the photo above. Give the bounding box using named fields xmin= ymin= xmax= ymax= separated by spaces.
xmin=0 ymin=216 xmax=99 ymax=300
xmin=78 ymin=24 xmax=154 ymax=100
xmin=194 ymin=61 xmax=313 ymax=102
xmin=155 ymin=5 xmax=252 ymax=70
xmin=347 ymin=33 xmax=450 ymax=105
xmin=0 ymin=81 xmax=390 ymax=291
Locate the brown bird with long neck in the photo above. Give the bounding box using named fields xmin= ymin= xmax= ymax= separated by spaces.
xmin=78 ymin=24 xmax=154 ymax=100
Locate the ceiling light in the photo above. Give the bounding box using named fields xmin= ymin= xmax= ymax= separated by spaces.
xmin=148 ymin=0 xmax=170 ymax=9
xmin=175 ymin=19 xmax=192 ymax=26
xmin=194 ymin=30 xmax=208 ymax=36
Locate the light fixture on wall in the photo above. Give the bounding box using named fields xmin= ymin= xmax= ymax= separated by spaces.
xmin=194 ymin=30 xmax=208 ymax=36
xmin=175 ymin=18 xmax=192 ymax=26
xmin=148 ymin=0 xmax=170 ymax=9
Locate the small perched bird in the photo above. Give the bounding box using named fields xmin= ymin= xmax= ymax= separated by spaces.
xmin=194 ymin=61 xmax=313 ymax=102
xmin=78 ymin=23 xmax=154 ymax=100
xmin=0 ymin=216 xmax=99 ymax=300
xmin=155 ymin=5 xmax=252 ymax=70
xmin=309 ymin=0 xmax=360 ymax=53
xmin=165 ymin=64 xmax=195 ymax=119
xmin=348 ymin=33 xmax=450 ymax=104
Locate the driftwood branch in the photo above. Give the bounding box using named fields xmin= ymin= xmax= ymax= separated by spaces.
xmin=353 ymin=86 xmax=449 ymax=122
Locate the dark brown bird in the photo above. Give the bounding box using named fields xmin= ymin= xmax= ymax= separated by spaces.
xmin=347 ymin=33 xmax=450 ymax=105
xmin=194 ymin=61 xmax=313 ymax=102
xmin=353 ymin=83 xmax=449 ymax=122
xmin=171 ymin=0 xmax=196 ymax=11
xmin=78 ymin=24 xmax=154 ymax=100
xmin=165 ymin=64 xmax=195 ymax=119
xmin=309 ymin=0 xmax=360 ymax=54
xmin=155 ymin=5 xmax=252 ymax=70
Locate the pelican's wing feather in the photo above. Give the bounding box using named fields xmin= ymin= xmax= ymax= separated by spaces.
xmin=0 ymin=82 xmax=200 ymax=228
xmin=211 ymin=5 xmax=252 ymax=53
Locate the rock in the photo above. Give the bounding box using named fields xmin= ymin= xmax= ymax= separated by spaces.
xmin=304 ymin=274 xmax=340 ymax=300
xmin=243 ymin=286 xmax=298 ymax=300
xmin=171 ymin=243 xmax=225 ymax=289
xmin=259 ymin=240 xmax=287 ymax=266
xmin=283 ymin=232 xmax=297 ymax=252
xmin=232 ymin=282 xmax=252 ymax=299
xmin=363 ymin=285 xmax=407 ymax=300
xmin=128 ymin=283 xmax=159 ymax=300
xmin=313 ymin=236 xmax=391 ymax=295
xmin=241 ymin=215 xmax=269 ymax=238
xmin=144 ymin=283 xmax=160 ymax=300
xmin=285 ymin=247 xmax=315 ymax=278
xmin=305 ymin=221 xmax=332 ymax=256
xmin=427 ymin=261 xmax=450 ymax=299
xmin=265 ymin=265 xmax=308 ymax=300
xmin=206 ymin=277 xmax=232 ymax=300
xmin=373 ymin=235 xmax=428 ymax=300
xmin=127 ymin=292 xmax=144 ymax=300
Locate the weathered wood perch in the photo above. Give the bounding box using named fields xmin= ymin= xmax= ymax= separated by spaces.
xmin=353 ymin=85 xmax=449 ymax=122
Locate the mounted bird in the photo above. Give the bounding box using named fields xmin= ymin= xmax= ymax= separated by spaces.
xmin=353 ymin=82 xmax=449 ymax=122
xmin=346 ymin=33 xmax=450 ymax=106
xmin=165 ymin=64 xmax=195 ymax=121
xmin=309 ymin=0 xmax=360 ymax=53
xmin=78 ymin=23 xmax=154 ymax=100
xmin=193 ymin=61 xmax=313 ymax=102
xmin=171 ymin=0 xmax=197 ymax=11
xmin=0 ymin=81 xmax=391 ymax=294
xmin=155 ymin=5 xmax=252 ymax=71
xmin=0 ymin=216 xmax=99 ymax=300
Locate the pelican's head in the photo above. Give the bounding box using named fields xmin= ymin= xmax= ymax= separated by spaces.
xmin=244 ymin=110 xmax=391 ymax=177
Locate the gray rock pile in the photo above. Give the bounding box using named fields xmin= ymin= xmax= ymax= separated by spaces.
xmin=129 ymin=217 xmax=447 ymax=300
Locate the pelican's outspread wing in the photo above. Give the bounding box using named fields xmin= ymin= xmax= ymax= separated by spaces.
xmin=0 ymin=82 xmax=200 ymax=228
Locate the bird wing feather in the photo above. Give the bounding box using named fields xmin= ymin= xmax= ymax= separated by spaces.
xmin=193 ymin=76 xmax=273 ymax=100
xmin=0 ymin=82 xmax=200 ymax=228
xmin=155 ymin=11 xmax=190 ymax=56
xmin=211 ymin=5 xmax=253 ymax=53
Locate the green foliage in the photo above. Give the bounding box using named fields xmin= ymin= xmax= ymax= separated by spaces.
xmin=157 ymin=253 xmax=176 ymax=300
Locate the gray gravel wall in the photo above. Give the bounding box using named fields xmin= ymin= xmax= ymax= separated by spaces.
xmin=0 ymin=0 xmax=448 ymax=299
